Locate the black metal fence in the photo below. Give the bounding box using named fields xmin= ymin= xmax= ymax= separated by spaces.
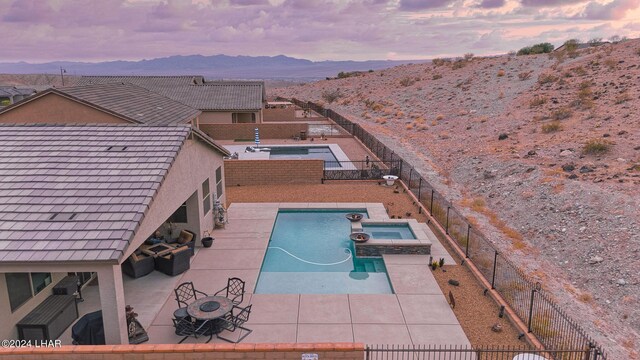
xmin=323 ymin=160 xmax=402 ymax=181
xmin=365 ymin=344 xmax=605 ymax=360
xmin=291 ymin=98 xmax=608 ymax=359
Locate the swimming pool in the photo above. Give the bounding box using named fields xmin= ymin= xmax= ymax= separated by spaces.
xmin=255 ymin=209 xmax=393 ymax=294
xmin=362 ymin=223 xmax=417 ymax=240
xmin=268 ymin=146 xmax=341 ymax=167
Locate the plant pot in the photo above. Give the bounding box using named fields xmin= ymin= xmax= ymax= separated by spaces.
xmin=201 ymin=237 xmax=214 ymax=248
xmin=345 ymin=213 xmax=364 ymax=222
xmin=382 ymin=175 xmax=398 ymax=186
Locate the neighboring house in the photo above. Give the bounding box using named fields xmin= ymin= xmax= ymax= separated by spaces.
xmin=0 ymin=86 xmax=36 ymax=107
xmin=0 ymin=124 xmax=229 ymax=344
xmin=0 ymin=83 xmax=201 ymax=125
xmin=76 ymin=76 xmax=266 ymax=124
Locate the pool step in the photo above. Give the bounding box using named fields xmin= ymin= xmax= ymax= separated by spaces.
xmin=364 ymin=262 xmax=375 ymax=273
xmin=372 ymin=261 xmax=386 ymax=273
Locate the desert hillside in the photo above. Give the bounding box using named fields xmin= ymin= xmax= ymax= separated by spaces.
xmin=272 ymin=40 xmax=640 ymax=358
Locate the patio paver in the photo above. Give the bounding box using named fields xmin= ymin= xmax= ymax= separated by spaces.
xmin=385 ymin=264 xmax=442 ymax=295
xmin=298 ymin=294 xmax=351 ymax=324
xmin=190 ymin=249 xmax=265 ymax=270
xmin=348 ymin=294 xmax=405 ymax=324
xmin=247 ymin=294 xmax=300 ymax=324
xmin=242 ymin=324 xmax=298 ymax=343
xmin=352 ymin=324 xmax=412 ymax=344
xmin=407 ymin=324 xmax=471 ymax=346
xmin=397 ymin=294 xmax=459 ymax=325
xmin=297 ymin=324 xmax=354 ymax=343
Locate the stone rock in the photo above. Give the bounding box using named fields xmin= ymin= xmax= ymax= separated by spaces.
xmin=498 ymin=133 xmax=508 ymax=140
xmin=491 ymin=323 xmax=503 ymax=333
xmin=527 ymin=150 xmax=537 ymax=156
xmin=617 ymin=279 xmax=627 ymax=286
xmin=448 ymin=279 xmax=460 ymax=286
xmin=562 ymin=164 xmax=575 ymax=172
xmin=580 ymin=166 xmax=594 ymax=173
xmin=568 ymin=174 xmax=578 ymax=180
xmin=588 ymin=255 xmax=603 ymax=264
xmin=560 ymin=150 xmax=573 ymax=157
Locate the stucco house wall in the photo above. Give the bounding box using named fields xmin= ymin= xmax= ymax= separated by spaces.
xmin=0 ymin=93 xmax=130 ymax=124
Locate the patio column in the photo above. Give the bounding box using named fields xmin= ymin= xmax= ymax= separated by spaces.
xmin=96 ymin=264 xmax=128 ymax=344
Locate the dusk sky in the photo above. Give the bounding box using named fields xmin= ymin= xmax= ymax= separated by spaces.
xmin=2 ymin=0 xmax=639 ymax=62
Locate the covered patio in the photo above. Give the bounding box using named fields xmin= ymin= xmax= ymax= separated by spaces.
xmin=0 ymin=124 xmax=228 ymax=344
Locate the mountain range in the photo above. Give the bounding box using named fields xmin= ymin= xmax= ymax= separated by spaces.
xmin=0 ymin=54 xmax=426 ymax=80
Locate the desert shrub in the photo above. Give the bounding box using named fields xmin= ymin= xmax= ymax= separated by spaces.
xmin=529 ymin=95 xmax=547 ymax=107
xmin=573 ymin=66 xmax=587 ymax=76
xmin=432 ymin=74 xmax=442 ymax=80
xmin=615 ymin=92 xmax=631 ymax=104
xmin=583 ymin=138 xmax=611 ymax=154
xmin=541 ymin=121 xmax=562 ymax=133
xmin=518 ymin=71 xmax=532 ymax=81
xmin=464 ymin=53 xmax=474 ymax=61
xmin=563 ymin=39 xmax=580 ymax=52
xmin=452 ymin=60 xmax=466 ymax=70
xmin=497 ymin=70 xmax=505 ymax=77
xmin=538 ymin=73 xmax=558 ymax=85
xmin=517 ymin=42 xmax=554 ymax=55
xmin=579 ymin=80 xmax=591 ymax=90
xmin=588 ymin=38 xmax=603 ymax=47
xmin=399 ymin=77 xmax=416 ymax=87
xmin=432 ymin=58 xmax=447 ymax=66
xmin=636 ymin=48 xmax=640 ymax=56
xmin=436 ymin=114 xmax=445 ymax=121
xmin=321 ymin=89 xmax=342 ymax=103
xmin=604 ymin=58 xmax=617 ymax=70
xmin=552 ymin=107 xmax=572 ymax=120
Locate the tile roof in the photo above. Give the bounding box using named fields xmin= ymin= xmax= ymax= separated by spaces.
xmin=77 ymin=76 xmax=265 ymax=111
xmin=0 ymin=86 xmax=36 ymax=97
xmin=41 ymin=83 xmax=199 ymax=125
xmin=0 ymin=125 xmax=194 ymax=263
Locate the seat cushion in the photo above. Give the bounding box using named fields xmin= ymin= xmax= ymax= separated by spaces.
xmin=177 ymin=230 xmax=194 ymax=244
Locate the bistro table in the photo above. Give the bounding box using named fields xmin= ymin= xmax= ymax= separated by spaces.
xmin=187 ymin=295 xmax=234 ymax=323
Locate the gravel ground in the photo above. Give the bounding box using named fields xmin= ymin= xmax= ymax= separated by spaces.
xmin=271 ymin=41 xmax=640 ymax=359
xmin=227 ymin=182 xmax=527 ymax=347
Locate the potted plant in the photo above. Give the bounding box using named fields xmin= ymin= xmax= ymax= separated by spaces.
xmin=431 ymin=261 xmax=439 ymax=271
xmin=382 ymin=175 xmax=399 ymax=186
xmin=201 ymin=230 xmax=214 ymax=248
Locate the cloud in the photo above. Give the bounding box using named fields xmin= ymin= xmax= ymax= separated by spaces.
xmin=3 ymin=0 xmax=52 ymax=22
xmin=477 ymin=0 xmax=506 ymax=8
xmin=579 ymin=0 xmax=640 ymax=20
xmin=520 ymin=0 xmax=586 ymax=7
xmin=399 ymin=0 xmax=455 ymax=10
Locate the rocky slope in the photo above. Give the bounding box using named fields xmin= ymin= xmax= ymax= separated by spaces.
xmin=272 ymin=40 xmax=640 ymax=359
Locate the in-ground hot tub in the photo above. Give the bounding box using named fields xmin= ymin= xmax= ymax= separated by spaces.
xmin=352 ymin=219 xmax=431 ymax=257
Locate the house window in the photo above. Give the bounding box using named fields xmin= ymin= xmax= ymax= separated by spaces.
xmin=168 ymin=202 xmax=188 ymax=223
xmin=215 ymin=166 xmax=223 ymax=200
xmin=5 ymin=272 xmax=52 ymax=312
xmin=202 ymin=179 xmax=211 ymax=215
xmin=0 ymin=97 xmax=11 ymax=106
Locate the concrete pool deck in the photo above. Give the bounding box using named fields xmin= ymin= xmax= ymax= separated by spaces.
xmin=63 ymin=202 xmax=470 ymax=345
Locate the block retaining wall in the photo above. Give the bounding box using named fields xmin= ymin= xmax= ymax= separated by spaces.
xmin=0 ymin=343 xmax=365 ymax=360
xmin=224 ymin=159 xmax=324 ymax=186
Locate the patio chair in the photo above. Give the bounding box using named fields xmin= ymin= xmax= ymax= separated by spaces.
xmin=121 ymin=252 xmax=154 ymax=279
xmin=214 ymin=277 xmax=245 ymax=305
xmin=216 ymin=304 xmax=253 ymax=343
xmin=172 ymin=317 xmax=213 ymax=343
xmin=154 ymin=246 xmax=191 ymax=276
xmin=174 ymin=282 xmax=208 ymax=309
xmin=167 ymin=229 xmax=196 ymax=257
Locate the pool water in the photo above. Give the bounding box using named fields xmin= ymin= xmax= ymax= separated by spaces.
xmin=255 ymin=210 xmax=393 ymax=294
xmin=362 ymin=224 xmax=416 ymax=240
xmin=268 ymin=146 xmax=342 ymax=167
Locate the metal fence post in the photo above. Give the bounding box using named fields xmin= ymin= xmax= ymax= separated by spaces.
xmin=430 ymin=189 xmax=434 ymax=215
xmin=465 ymin=224 xmax=471 ymax=258
xmin=491 ymin=250 xmax=498 ymax=289
xmin=527 ymin=282 xmax=541 ymax=333
xmin=445 ymin=206 xmax=450 ymax=234
xmin=408 ymin=168 xmax=413 ymax=186
xmin=417 ymin=178 xmax=423 ymax=214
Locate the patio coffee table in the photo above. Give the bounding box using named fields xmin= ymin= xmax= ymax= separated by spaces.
xmin=140 ymin=243 xmax=175 ymax=257
xmin=187 ymin=296 xmax=233 ymax=321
